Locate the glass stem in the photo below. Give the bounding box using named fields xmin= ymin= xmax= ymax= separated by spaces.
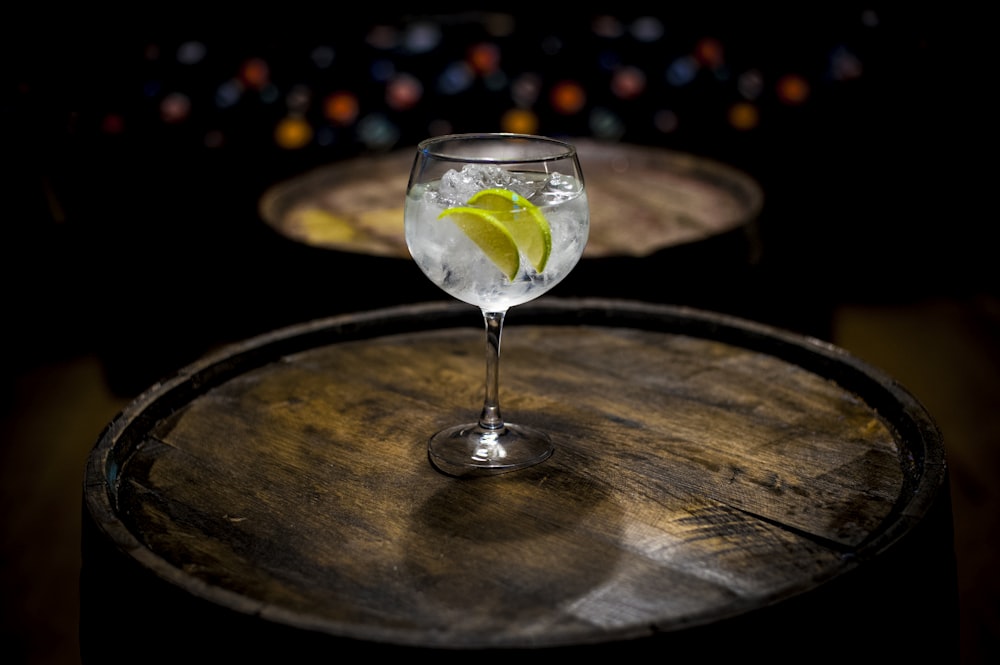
xmin=479 ymin=310 xmax=506 ymax=431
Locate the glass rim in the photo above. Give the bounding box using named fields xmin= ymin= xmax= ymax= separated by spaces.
xmin=416 ymin=132 xmax=577 ymax=163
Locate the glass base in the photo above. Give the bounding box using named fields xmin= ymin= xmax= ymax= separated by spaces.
xmin=427 ymin=422 xmax=553 ymax=477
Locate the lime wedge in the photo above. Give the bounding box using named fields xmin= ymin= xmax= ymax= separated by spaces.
xmin=438 ymin=206 xmax=520 ymax=280
xmin=467 ymin=188 xmax=552 ymax=272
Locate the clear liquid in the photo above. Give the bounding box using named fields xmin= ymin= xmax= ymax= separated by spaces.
xmin=405 ymin=172 xmax=589 ymax=311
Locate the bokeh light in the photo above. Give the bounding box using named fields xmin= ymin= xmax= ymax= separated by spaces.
xmin=239 ymin=58 xmax=270 ymax=91
xmin=629 ymin=16 xmax=664 ymax=43
xmin=215 ymin=80 xmax=243 ymax=109
xmin=776 ymin=74 xmax=810 ymax=105
xmin=550 ymin=81 xmax=586 ymax=115
xmin=500 ymin=108 xmax=539 ymax=135
xmin=510 ymin=73 xmax=542 ymax=107
xmin=203 ymin=129 xmax=224 ymax=148
xmin=357 ymin=113 xmax=399 ymax=150
xmin=438 ymin=61 xmax=475 ymax=95
xmin=311 ymin=45 xmax=336 ymax=69
xmin=610 ymin=66 xmax=646 ymax=100
xmin=402 ymin=21 xmax=442 ymax=54
xmin=728 ymin=102 xmax=759 ymax=130
xmin=386 ymin=73 xmax=422 ymax=111
xmin=366 ymin=24 xmax=399 ymax=50
xmin=467 ymin=42 xmax=501 ymax=76
xmin=694 ymin=37 xmax=725 ymax=70
xmin=101 ymin=113 xmax=125 ymax=135
xmin=286 ymin=85 xmax=311 ymax=114
xmin=48 ymin=10 xmax=895 ymax=156
xmin=370 ymin=59 xmax=396 ymax=84
xmin=324 ymin=91 xmax=360 ymax=126
xmin=830 ymin=46 xmax=863 ymax=81
xmin=666 ymin=56 xmax=699 ymax=87
xmin=589 ymin=107 xmax=626 ymax=139
xmin=591 ymin=15 xmax=626 ymax=39
xmin=275 ymin=115 xmax=313 ymax=149
xmin=653 ymin=109 xmax=679 ymax=134
xmin=160 ymin=93 xmax=191 ymax=124
xmin=737 ymin=69 xmax=764 ymax=100
xmin=176 ymin=41 xmax=207 ymax=66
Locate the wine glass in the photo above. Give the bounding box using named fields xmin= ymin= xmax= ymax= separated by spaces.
xmin=404 ymin=133 xmax=590 ymax=477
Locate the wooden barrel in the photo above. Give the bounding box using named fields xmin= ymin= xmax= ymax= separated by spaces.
xmin=81 ymin=298 xmax=957 ymax=663
xmin=257 ymin=139 xmax=764 ymax=307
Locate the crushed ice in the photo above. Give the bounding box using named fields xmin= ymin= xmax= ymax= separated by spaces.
xmin=437 ymin=164 xmax=548 ymax=207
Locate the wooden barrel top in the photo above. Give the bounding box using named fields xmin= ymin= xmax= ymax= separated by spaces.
xmin=257 ymin=140 xmax=764 ymax=259
xmin=81 ymin=298 xmax=952 ymax=659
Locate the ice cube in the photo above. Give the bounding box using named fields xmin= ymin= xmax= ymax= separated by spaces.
xmin=439 ymin=164 xmax=517 ymax=205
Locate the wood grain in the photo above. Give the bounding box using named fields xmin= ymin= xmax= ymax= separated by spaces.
xmin=81 ymin=299 xmax=956 ymax=661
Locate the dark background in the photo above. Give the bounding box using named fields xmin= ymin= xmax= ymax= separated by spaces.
xmin=3 ymin=8 xmax=991 ymax=375
xmin=2 ymin=8 xmax=996 ymax=664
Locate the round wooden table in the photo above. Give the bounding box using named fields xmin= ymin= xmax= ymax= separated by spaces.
xmin=258 ymin=139 xmax=764 ymax=260
xmin=256 ymin=140 xmax=766 ymax=310
xmin=81 ymin=298 xmax=957 ymax=662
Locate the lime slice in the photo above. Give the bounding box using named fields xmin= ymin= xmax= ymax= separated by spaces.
xmin=438 ymin=206 xmax=520 ymax=280
xmin=467 ymin=188 xmax=552 ymax=272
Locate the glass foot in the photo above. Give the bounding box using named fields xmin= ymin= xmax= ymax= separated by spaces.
xmin=427 ymin=423 xmax=553 ymax=477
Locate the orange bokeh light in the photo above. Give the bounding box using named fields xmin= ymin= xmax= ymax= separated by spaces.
xmin=274 ymin=116 xmax=313 ymax=149
xmin=776 ymin=74 xmax=810 ymax=105
xmin=550 ymin=81 xmax=586 ymax=114
xmin=500 ymin=108 xmax=538 ymax=135
xmin=694 ymin=37 xmax=724 ymax=69
xmin=728 ymin=102 xmax=759 ymax=130
xmin=240 ymin=57 xmax=270 ymax=90
xmin=324 ymin=91 xmax=359 ymax=126
xmin=467 ymin=42 xmax=501 ymax=76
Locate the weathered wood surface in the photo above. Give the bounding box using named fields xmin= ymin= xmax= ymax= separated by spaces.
xmin=81 ymin=298 xmax=956 ymax=662
xmin=257 ymin=139 xmax=763 ymax=259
